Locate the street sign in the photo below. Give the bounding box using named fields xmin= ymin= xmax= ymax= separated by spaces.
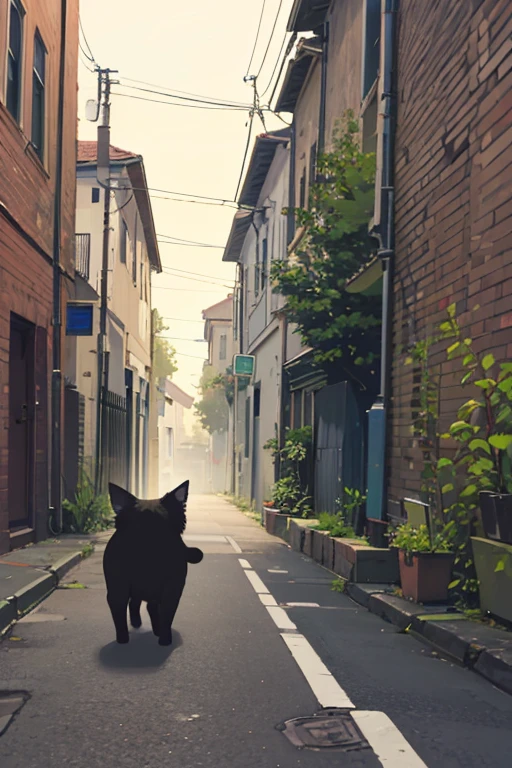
xmin=233 ymin=354 xmax=255 ymax=377
xmin=66 ymin=302 xmax=94 ymax=336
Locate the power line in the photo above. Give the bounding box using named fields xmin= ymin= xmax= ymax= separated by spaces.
xmin=112 ymin=91 xmax=248 ymax=112
xmin=160 ymin=270 xmax=232 ymax=288
xmin=246 ymin=0 xmax=267 ymax=76
xmin=150 ymin=193 xmax=239 ymax=209
xmin=79 ymin=16 xmax=96 ymax=62
xmin=162 ymin=265 xmax=232 ymax=282
xmin=234 ymin=85 xmax=257 ymax=201
xmin=160 ymin=317 xmax=205 ymax=324
xmin=118 ymin=82 xmax=252 ymax=110
xmin=261 ymin=30 xmax=292 ymax=99
xmin=152 ymin=285 xmax=229 ymax=293
xmin=158 ymin=335 xmax=207 ymax=342
xmin=158 ymin=240 xmax=224 ymax=249
xmin=256 ymin=0 xmax=284 ymax=79
xmin=120 ymin=75 xmax=251 ymax=107
xmin=173 ymin=351 xmax=207 ymax=360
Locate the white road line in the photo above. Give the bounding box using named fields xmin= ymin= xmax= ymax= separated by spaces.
xmin=266 ymin=606 xmax=297 ymax=631
xmin=236 ymin=558 xmax=427 ymax=767
xmin=285 ymin=602 xmax=319 ymax=608
xmin=268 ymin=568 xmax=288 ymax=573
xmin=259 ymin=594 xmax=278 ymax=606
xmin=281 ymin=633 xmax=355 ymax=710
xmin=352 ymin=711 xmax=428 ymax=767
xmin=244 ymin=569 xmax=269 ymax=594
xmin=238 ymin=558 xmax=251 ymax=569
xmin=226 ymin=536 xmax=242 ymax=553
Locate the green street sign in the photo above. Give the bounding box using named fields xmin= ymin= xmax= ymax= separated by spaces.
xmin=233 ymin=354 xmax=255 ymax=377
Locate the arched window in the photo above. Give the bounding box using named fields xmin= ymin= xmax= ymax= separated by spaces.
xmin=6 ymin=0 xmax=24 ymax=122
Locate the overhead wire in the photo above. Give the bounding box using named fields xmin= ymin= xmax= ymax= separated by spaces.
xmin=161 ymin=265 xmax=232 ymax=282
xmin=112 ymin=91 xmax=249 ymax=112
xmin=256 ymin=0 xmax=284 ymax=79
xmin=119 ymin=75 xmax=251 ymax=107
xmin=79 ymin=16 xmax=96 ymax=62
xmin=117 ymin=82 xmax=252 ymax=109
xmin=246 ymin=0 xmax=267 ymax=76
xmin=160 ymin=270 xmax=231 ymax=288
xmin=158 ymin=240 xmax=225 ymax=249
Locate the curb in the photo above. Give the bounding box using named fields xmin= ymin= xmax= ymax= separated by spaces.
xmin=0 ymin=551 xmax=85 ymax=637
xmin=348 ymin=585 xmax=512 ymax=696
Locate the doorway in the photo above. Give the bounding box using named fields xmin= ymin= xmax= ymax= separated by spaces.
xmin=8 ymin=314 xmax=36 ymax=530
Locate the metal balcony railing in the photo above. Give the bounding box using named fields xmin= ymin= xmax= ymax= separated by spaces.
xmin=75 ymin=233 xmax=91 ymax=281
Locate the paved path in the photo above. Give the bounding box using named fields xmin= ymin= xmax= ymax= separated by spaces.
xmin=1 ymin=495 xmax=511 ymax=767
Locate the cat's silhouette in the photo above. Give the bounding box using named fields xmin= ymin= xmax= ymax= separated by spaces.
xmin=103 ymin=480 xmax=203 ymax=645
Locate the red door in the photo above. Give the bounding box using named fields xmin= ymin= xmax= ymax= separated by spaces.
xmin=8 ymin=316 xmax=35 ymax=530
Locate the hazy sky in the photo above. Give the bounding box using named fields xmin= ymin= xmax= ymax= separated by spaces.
xmin=78 ymin=0 xmax=294 ymax=397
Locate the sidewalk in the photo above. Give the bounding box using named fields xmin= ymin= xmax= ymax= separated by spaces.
xmin=0 ymin=531 xmax=110 ymax=635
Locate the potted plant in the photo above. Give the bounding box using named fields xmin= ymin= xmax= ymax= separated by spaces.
xmin=390 ymin=521 xmax=456 ymax=603
xmin=438 ymin=309 xmax=512 ymax=545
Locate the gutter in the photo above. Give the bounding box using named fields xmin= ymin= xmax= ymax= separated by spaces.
xmin=50 ymin=0 xmax=68 ymax=532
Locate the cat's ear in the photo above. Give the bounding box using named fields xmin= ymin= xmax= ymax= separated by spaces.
xmin=109 ymin=484 xmax=137 ymax=514
xmin=160 ymin=480 xmax=189 ymax=512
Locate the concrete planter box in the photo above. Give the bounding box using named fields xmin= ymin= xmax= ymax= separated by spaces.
xmin=472 ymin=536 xmax=512 ymax=623
xmin=263 ymin=509 xmax=292 ymax=542
xmin=310 ymin=530 xmax=336 ymax=570
xmin=288 ymin=519 xmax=318 ymax=553
xmin=333 ymin=537 xmax=399 ymax=584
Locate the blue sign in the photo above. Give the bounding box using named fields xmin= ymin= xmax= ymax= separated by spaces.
xmin=66 ymin=303 xmax=94 ymax=336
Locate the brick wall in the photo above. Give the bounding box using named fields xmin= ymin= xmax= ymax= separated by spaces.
xmin=388 ymin=0 xmax=512 ymax=506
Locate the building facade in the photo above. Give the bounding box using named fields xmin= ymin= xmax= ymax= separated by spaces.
xmin=65 ymin=141 xmax=161 ymax=500
xmin=0 ymin=0 xmax=79 ymax=553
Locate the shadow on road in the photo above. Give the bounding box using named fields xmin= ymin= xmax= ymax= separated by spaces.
xmin=98 ymin=630 xmax=183 ymax=672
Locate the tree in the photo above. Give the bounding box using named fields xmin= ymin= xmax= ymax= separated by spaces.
xmin=194 ymin=365 xmax=229 ymax=434
xmin=152 ymin=309 xmax=178 ymax=380
xmin=271 ymin=112 xmax=381 ymax=391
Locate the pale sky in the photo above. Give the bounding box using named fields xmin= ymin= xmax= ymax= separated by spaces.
xmin=78 ymin=0 xmax=294 ymax=399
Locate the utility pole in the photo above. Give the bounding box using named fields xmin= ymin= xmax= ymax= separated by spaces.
xmin=94 ymin=68 xmax=118 ymax=494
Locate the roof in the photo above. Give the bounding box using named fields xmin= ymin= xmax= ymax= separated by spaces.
xmin=76 ymin=141 xmax=161 ymax=273
xmin=202 ymin=295 xmax=233 ymax=320
xmin=222 ymin=210 xmax=253 ymax=263
xmin=238 ymin=128 xmax=290 ymax=207
xmin=164 ymin=379 xmax=194 ymax=409
xmin=275 ymin=37 xmax=322 ymax=113
xmin=77 ymin=141 xmax=138 ymax=164
xmin=287 ymin=0 xmax=329 ymax=32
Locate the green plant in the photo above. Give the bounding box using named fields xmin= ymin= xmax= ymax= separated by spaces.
xmin=340 ymin=486 xmax=367 ymax=529
xmin=331 ymin=578 xmax=347 ymax=593
xmin=270 ymin=112 xmax=381 ymax=388
xmin=81 ymin=543 xmax=95 ymax=559
xmin=62 ymin=470 xmax=114 ymax=534
xmin=152 ymin=309 xmax=178 ymax=380
xmin=390 ymin=522 xmax=456 ymax=554
xmin=266 ymin=426 xmax=313 ymax=516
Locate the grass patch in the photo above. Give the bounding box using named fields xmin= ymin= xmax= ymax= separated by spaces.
xmin=81 ymin=543 xmax=95 ymax=559
xmin=59 ymin=581 xmax=87 ymax=590
xmin=331 ymin=577 xmax=347 ymax=594
xmin=222 ymin=494 xmax=262 ymax=524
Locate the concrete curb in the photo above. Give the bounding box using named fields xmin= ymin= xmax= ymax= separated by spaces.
xmin=349 ymin=585 xmax=512 ymax=696
xmin=0 ymin=551 xmax=85 ymax=636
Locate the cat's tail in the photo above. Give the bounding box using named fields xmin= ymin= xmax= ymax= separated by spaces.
xmin=186 ymin=546 xmax=204 ymax=564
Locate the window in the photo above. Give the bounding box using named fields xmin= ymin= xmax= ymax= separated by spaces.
xmin=309 ymin=142 xmax=317 ymax=188
xmin=132 ymin=217 xmax=138 ymax=283
xmin=140 ymin=263 xmax=144 ymax=299
xmin=244 ymin=397 xmax=251 ymax=458
xmin=31 ymin=31 xmax=46 ymax=160
xmin=167 ymin=427 xmax=174 ymax=458
xmin=261 ymin=237 xmax=268 ymax=291
xmin=92 ymin=187 xmax=100 ymax=203
xmin=219 ymin=333 xmax=227 ymax=360
xmin=120 ymin=219 xmax=128 ymax=263
xmin=7 ymin=1 xmax=24 ymax=122
xmin=254 ymin=240 xmax=260 ymax=297
xmin=362 ymin=0 xmax=381 ymax=101
xmin=299 ymin=167 xmax=306 ymax=209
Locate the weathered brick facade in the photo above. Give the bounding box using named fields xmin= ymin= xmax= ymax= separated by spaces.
xmin=0 ymin=0 xmax=79 ymax=553
xmin=388 ymin=0 xmax=512 ymax=508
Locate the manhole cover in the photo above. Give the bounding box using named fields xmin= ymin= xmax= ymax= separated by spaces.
xmin=278 ymin=708 xmax=370 ymax=752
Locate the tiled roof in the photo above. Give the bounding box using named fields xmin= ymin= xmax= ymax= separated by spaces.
xmin=77 ymin=141 xmax=138 ymax=163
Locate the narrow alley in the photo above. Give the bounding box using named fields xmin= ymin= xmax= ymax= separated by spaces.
xmin=1 ymin=495 xmax=511 ymax=768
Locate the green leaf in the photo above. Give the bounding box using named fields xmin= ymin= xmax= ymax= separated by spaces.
xmin=494 ymin=556 xmax=507 ymax=573
xmin=474 ymin=379 xmax=495 ymax=390
xmin=482 ymin=354 xmax=495 ymax=371
xmin=461 ymin=372 xmax=473 ymax=384
xmin=447 ymin=303 xmax=456 ymax=318
xmin=448 ymin=579 xmax=461 ymax=589
xmin=488 ymin=434 xmax=512 ymax=450
xmin=450 ymin=421 xmax=471 ymax=433
xmin=441 ymin=483 xmax=454 ymax=494
xmin=437 ymin=458 xmax=453 ymax=468
xmin=460 ymin=484 xmax=478 ymax=497
xmin=469 ymin=439 xmax=491 ymax=454
xmin=500 ymin=363 xmax=512 ymax=373
xmin=447 ymin=341 xmax=460 ymax=358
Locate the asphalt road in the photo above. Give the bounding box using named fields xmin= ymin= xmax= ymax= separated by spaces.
xmin=1 ymin=495 xmax=512 ymax=768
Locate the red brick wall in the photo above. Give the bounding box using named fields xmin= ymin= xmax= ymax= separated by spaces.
xmin=388 ymin=0 xmax=512 ymax=506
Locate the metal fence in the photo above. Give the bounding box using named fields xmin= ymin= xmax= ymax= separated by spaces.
xmin=101 ymin=390 xmax=128 ymax=491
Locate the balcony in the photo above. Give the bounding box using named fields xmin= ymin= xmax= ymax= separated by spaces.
xmin=75 ymin=233 xmax=91 ymax=281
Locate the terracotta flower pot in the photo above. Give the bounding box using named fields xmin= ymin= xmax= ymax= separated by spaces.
xmin=398 ymin=549 xmax=455 ymax=603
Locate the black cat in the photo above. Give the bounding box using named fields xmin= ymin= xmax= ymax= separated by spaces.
xmin=103 ymin=480 xmax=203 ymax=646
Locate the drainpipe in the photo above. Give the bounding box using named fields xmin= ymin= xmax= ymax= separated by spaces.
xmin=287 ymin=120 xmax=296 ymax=245
xmin=376 ymin=0 xmax=399 ymax=519
xmin=50 ymin=0 xmax=67 ymax=532
xmin=318 ymin=20 xmax=329 ymax=154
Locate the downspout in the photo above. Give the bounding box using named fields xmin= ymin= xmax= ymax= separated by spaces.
xmin=318 ymin=20 xmax=329 ymax=154
xmin=50 ymin=0 xmax=67 ymax=532
xmin=377 ymin=0 xmax=399 ymax=517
